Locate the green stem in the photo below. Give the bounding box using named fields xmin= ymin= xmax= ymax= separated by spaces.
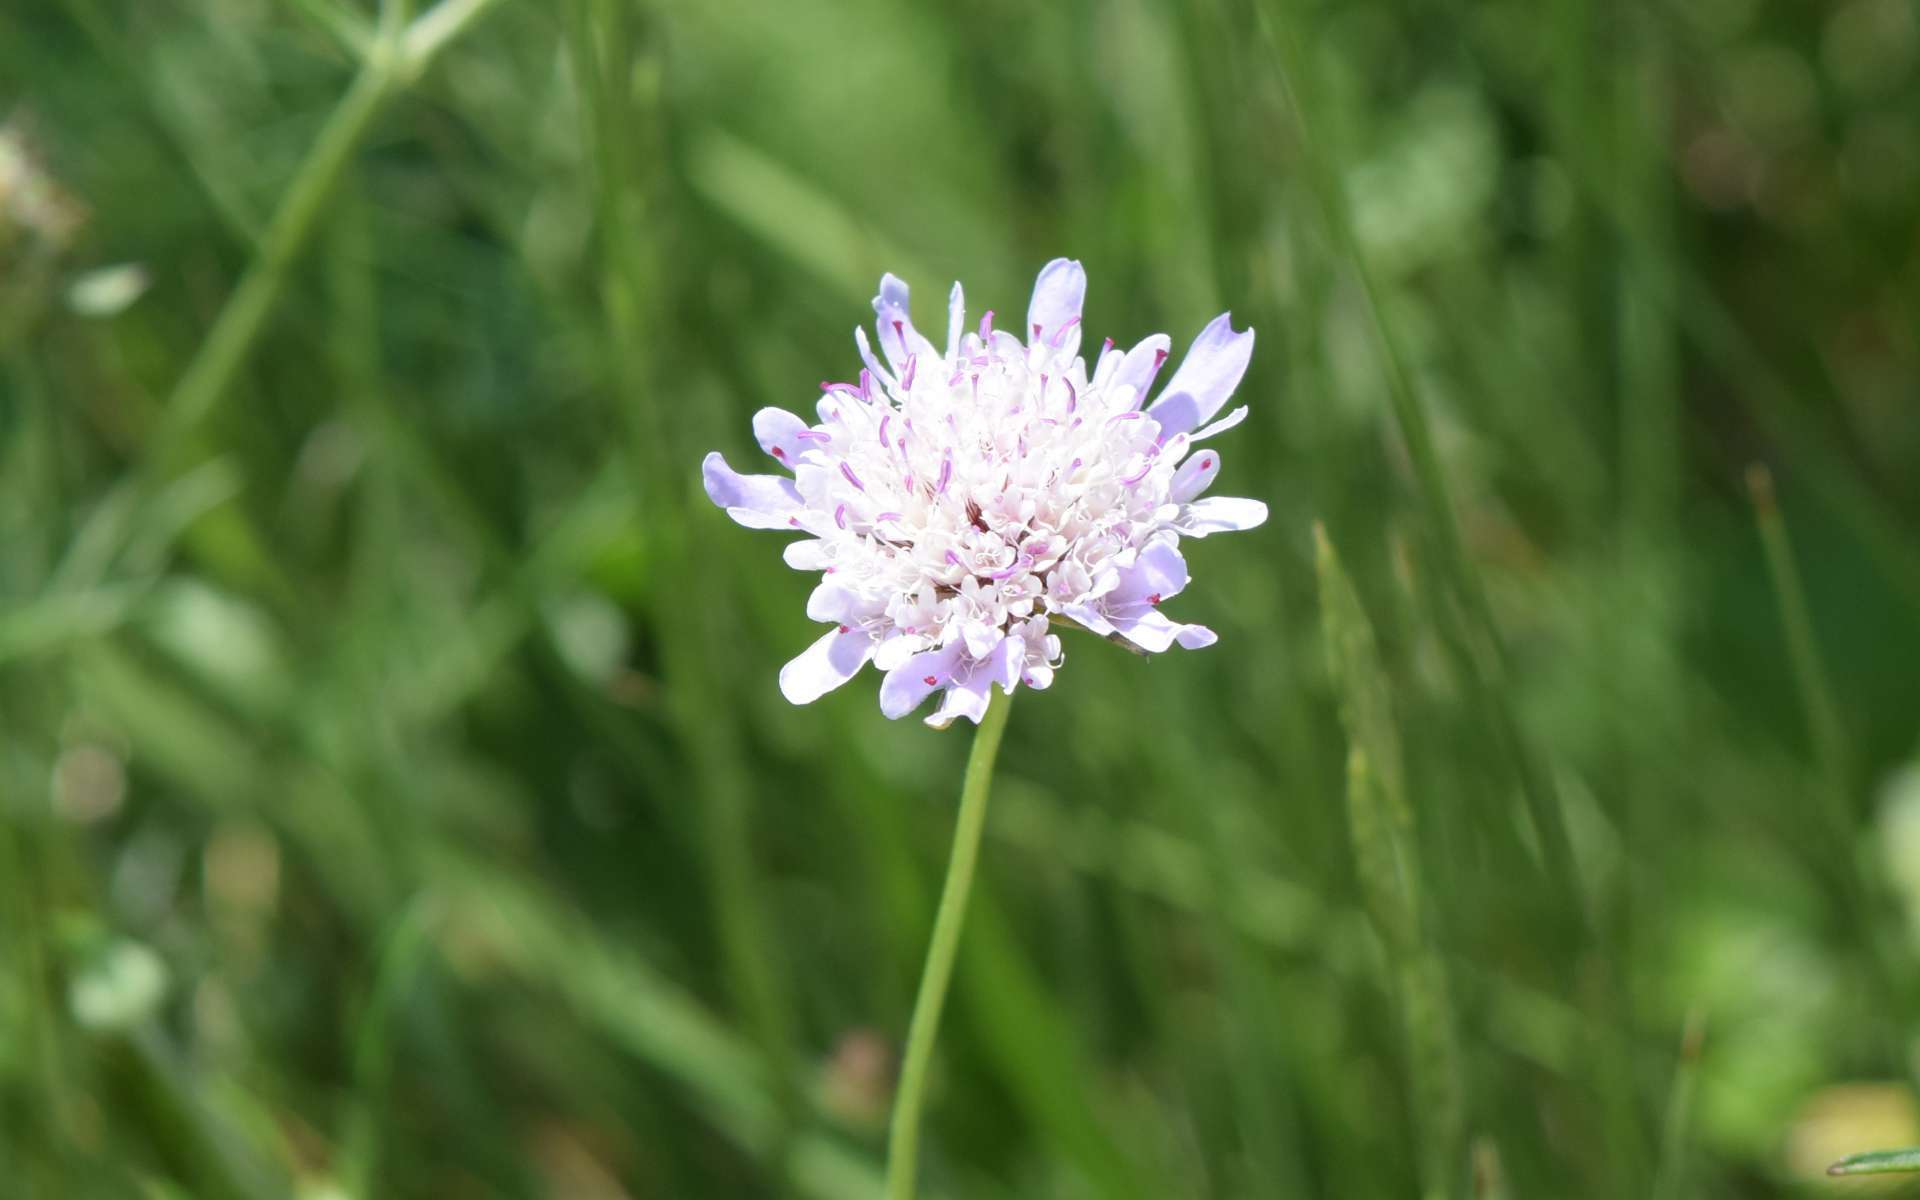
xmin=886 ymin=692 xmax=1015 ymax=1200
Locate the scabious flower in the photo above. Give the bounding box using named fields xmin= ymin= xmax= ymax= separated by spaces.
xmin=703 ymin=259 xmax=1267 ymax=727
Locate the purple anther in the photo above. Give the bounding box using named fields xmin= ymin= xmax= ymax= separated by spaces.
xmin=979 ymin=310 xmax=995 ymax=338
xmin=945 ymin=550 xmax=963 ymax=567
xmin=989 ymin=562 xmax=1023 ymax=581
xmin=796 ymin=430 xmax=832 ymax=443
xmin=936 ymin=454 xmax=953 ymax=494
xmin=840 ymin=462 xmax=865 ymax=491
xmin=1103 ymin=337 xmax=1115 ymax=353
xmin=875 ymin=511 xmax=903 ymax=523
xmin=822 ymin=380 xmax=859 ymax=396
xmin=1049 ymin=316 xmax=1080 ymax=347
xmin=834 ymin=504 xmax=848 ymax=529
xmin=878 ymin=414 xmax=891 ymax=448
xmin=859 ymin=369 xmax=874 ymax=400
xmin=1122 ymin=460 xmax=1153 ymax=487
xmin=1108 ymin=411 xmax=1142 ymax=424
xmin=1065 ymin=380 xmax=1077 ymax=413
xmin=1032 ymin=322 xmax=1044 ymax=340
xmin=1026 ymin=540 xmax=1048 ymax=558
xmin=901 ymin=355 xmax=918 ymax=390
xmin=1069 ymin=457 xmax=1083 ymax=474
xmin=1152 ymin=347 xmax=1169 ymax=372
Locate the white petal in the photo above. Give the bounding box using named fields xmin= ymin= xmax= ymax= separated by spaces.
xmin=1174 ymin=495 xmax=1268 ymax=537
xmin=946 ymin=281 xmax=966 ymax=362
xmin=782 ymin=540 xmax=832 ymax=570
xmin=779 ymin=627 xmax=873 ymax=704
xmin=806 ymin=579 xmax=872 ymax=623
xmin=1189 ymin=404 xmax=1248 ymax=442
xmin=873 ymin=633 xmax=923 ymax=671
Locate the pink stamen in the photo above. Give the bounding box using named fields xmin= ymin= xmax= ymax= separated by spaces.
xmin=822 ymin=381 xmax=859 ymax=396
xmin=923 ymin=675 xmax=938 ymax=686
xmin=1103 ymin=337 xmax=1114 ymax=353
xmin=936 ymin=454 xmax=952 ymax=494
xmin=878 ymin=414 xmax=891 ymax=448
xmin=1152 ymin=348 xmax=1169 ymax=371
xmin=1065 ymin=380 xmax=1077 ymax=413
xmin=979 ymin=310 xmax=994 ymax=338
xmin=1049 ymin=316 xmax=1080 ymax=346
xmin=901 ymin=355 xmax=918 ymax=390
xmin=839 ymin=463 xmax=865 ymax=491
xmin=796 ymin=430 xmax=832 ymax=443
xmin=833 ymin=504 xmax=848 ymax=529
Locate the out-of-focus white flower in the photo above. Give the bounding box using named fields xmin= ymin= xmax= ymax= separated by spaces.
xmin=704 ymin=259 xmax=1267 ymax=726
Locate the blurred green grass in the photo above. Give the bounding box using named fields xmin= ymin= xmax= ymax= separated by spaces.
xmin=4 ymin=0 xmax=1920 ymax=1195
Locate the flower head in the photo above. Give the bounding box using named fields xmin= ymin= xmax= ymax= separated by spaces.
xmin=703 ymin=259 xmax=1267 ymax=727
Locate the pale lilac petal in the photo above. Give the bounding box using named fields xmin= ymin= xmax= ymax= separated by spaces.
xmin=779 ymin=627 xmax=874 ymax=704
xmin=1147 ymin=314 xmax=1254 ymax=437
xmin=1110 ymin=334 xmax=1171 ymax=408
xmin=986 ymin=634 xmax=1022 ymax=691
xmin=927 ymin=675 xmax=992 ymax=726
xmin=874 ymin=274 xmax=938 ymax=374
xmin=1025 ymin=258 xmax=1086 ymax=352
xmin=1169 ymin=450 xmax=1221 ymax=503
xmin=703 ymin=451 xmax=805 ymax=529
xmin=1176 ymin=624 xmax=1218 ymax=649
xmin=854 ymin=326 xmax=892 ymax=386
xmin=1110 ymin=542 xmax=1190 ymax=607
xmin=1190 ymin=405 xmax=1248 ymax=442
xmin=1174 ymin=495 xmax=1268 ymax=537
xmin=752 ymin=407 xmax=812 ymax=465
xmin=880 ymin=643 xmax=964 ymax=719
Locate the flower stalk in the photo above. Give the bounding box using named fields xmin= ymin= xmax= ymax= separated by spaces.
xmin=885 ymin=691 xmax=1014 ymax=1200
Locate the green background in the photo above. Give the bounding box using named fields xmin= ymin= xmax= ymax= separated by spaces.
xmin=5 ymin=0 xmax=1920 ymax=1195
